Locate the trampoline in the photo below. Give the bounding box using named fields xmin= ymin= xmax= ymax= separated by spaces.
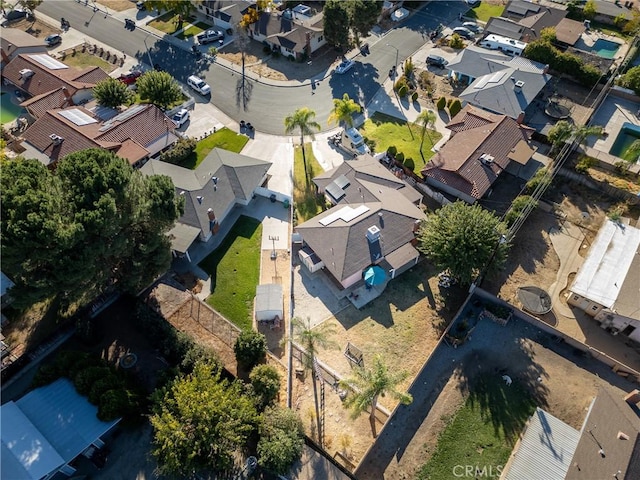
xmin=517 ymin=286 xmax=552 ymax=314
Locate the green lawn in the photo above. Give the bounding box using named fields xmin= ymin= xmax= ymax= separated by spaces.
xmin=199 ymin=216 xmax=262 ymax=330
xmin=175 ymin=22 xmax=211 ymax=40
xmin=417 ymin=374 xmax=536 ymax=480
xmin=465 ymin=2 xmax=505 ymax=22
xmin=60 ymin=51 xmax=116 ymax=73
xmin=293 ymin=144 xmax=325 ymax=223
xmin=148 ymin=11 xmax=194 ymax=35
xmin=359 ymin=112 xmax=441 ymax=174
xmin=183 ymin=128 xmax=250 ymax=169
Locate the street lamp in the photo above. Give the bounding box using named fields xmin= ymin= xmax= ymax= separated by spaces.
xmin=386 ymin=43 xmax=399 ymax=77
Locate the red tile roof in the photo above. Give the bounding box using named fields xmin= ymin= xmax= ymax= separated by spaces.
xmin=20 ymin=88 xmax=74 ymax=118
xmin=422 ymin=105 xmax=534 ymax=200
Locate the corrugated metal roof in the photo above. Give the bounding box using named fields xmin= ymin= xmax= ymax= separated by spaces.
xmin=504 ymin=408 xmax=580 ymax=480
xmin=571 ymin=220 xmax=640 ymax=309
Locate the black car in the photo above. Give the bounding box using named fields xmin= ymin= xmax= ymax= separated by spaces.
xmin=44 ymin=34 xmax=62 ymax=47
xmin=426 ymin=54 xmax=448 ymax=68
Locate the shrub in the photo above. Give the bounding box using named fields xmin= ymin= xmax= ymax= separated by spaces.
xmin=436 ymin=96 xmax=446 ymax=110
xmin=505 ymin=195 xmax=537 ymax=226
xmin=249 ymin=364 xmax=282 ymax=410
xmin=525 ymin=167 xmax=551 ymax=194
xmin=404 ymin=157 xmax=415 ymax=171
xmin=615 ymin=161 xmax=630 ymax=174
xmin=387 ymin=145 xmax=397 ymax=157
xmin=257 ymin=406 xmax=304 ymax=474
xmin=398 ymin=85 xmax=408 ymax=97
xmin=394 ymin=76 xmax=408 ymax=92
xmin=395 ymin=152 xmax=405 ymax=162
xmin=74 ymin=366 xmax=111 ymax=396
xmin=403 ymin=57 xmax=414 ymax=77
xmin=418 ymin=71 xmax=433 ymax=91
xmin=160 ymin=137 xmax=196 ymax=165
xmin=449 ymin=34 xmax=464 ymax=49
xmin=449 ymin=99 xmax=462 ymax=117
xmin=98 ymin=389 xmax=139 ymax=421
xmin=234 ymin=329 xmax=267 ymax=369
xmin=411 ymin=91 xmax=419 ymax=102
xmin=89 ymin=374 xmax=123 ymax=404
xmin=32 ymin=364 xmax=62 ymax=388
xmin=363 ymin=136 xmax=376 ymax=153
xmin=181 ymin=341 xmax=221 ymax=374
xmin=575 ymin=155 xmax=597 ymax=174
xmin=263 ymin=45 xmax=271 ymax=53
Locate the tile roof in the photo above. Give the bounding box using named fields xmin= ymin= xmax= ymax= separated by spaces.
xmin=20 ymin=88 xmax=74 ymax=118
xmin=21 ymin=104 xmax=177 ymax=165
xmin=2 ymin=54 xmax=108 ymax=97
xmin=422 ymin=105 xmax=534 ymax=200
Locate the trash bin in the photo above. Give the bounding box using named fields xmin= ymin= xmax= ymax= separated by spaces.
xmin=270 ymin=193 xmax=277 ymax=203
xmin=283 ymin=199 xmax=290 ymax=209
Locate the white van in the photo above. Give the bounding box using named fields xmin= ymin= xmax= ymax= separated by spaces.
xmin=341 ymin=127 xmax=370 ymax=156
xmin=187 ymin=75 xmax=211 ymax=95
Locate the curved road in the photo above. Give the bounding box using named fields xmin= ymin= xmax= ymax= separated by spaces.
xmin=39 ymin=1 xmax=466 ymax=134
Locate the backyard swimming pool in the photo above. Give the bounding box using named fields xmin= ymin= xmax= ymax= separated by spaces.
xmin=0 ymin=91 xmax=25 ymax=124
xmin=609 ymin=122 xmax=640 ymax=162
xmin=591 ymin=39 xmax=622 ymax=59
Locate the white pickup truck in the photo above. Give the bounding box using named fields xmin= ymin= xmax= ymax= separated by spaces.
xmin=197 ymin=29 xmax=225 ymax=45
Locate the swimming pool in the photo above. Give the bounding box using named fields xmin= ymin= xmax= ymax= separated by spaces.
xmin=591 ymin=39 xmax=622 ymax=59
xmin=609 ymin=122 xmax=640 ymax=161
xmin=0 ymin=91 xmax=25 ymax=124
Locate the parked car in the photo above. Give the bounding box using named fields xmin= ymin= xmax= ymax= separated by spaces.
xmin=335 ymin=59 xmax=355 ymax=74
xmin=187 ymin=75 xmax=211 ymax=95
xmin=197 ymin=29 xmax=225 ymax=45
xmin=426 ymin=54 xmax=448 ymax=68
xmin=118 ymin=71 xmax=142 ymax=85
xmin=463 ymin=22 xmax=483 ymax=33
xmin=44 ymin=34 xmax=62 ymax=47
xmin=172 ymin=108 xmax=190 ymax=128
xmin=136 ymin=1 xmax=146 ymax=10
xmin=452 ymin=27 xmax=475 ymax=40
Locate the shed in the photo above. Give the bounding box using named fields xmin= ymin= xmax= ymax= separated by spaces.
xmin=0 ymin=378 xmax=120 ymax=480
xmin=298 ymin=245 xmax=324 ymax=273
xmin=255 ymin=284 xmax=283 ymax=322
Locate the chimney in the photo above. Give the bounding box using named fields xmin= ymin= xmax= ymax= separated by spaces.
xmin=516 ymin=111 xmax=525 ymax=124
xmin=207 ymin=208 xmax=216 ymax=221
xmin=366 ymin=225 xmax=381 ymax=242
xmin=49 ymin=134 xmax=64 ymax=145
xmin=514 ymin=80 xmax=525 ymax=92
xmin=543 ymin=64 xmax=549 ymax=74
xmin=60 ymin=86 xmax=74 ymax=107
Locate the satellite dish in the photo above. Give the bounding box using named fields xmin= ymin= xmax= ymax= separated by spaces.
xmin=580 ymin=212 xmax=590 ymax=221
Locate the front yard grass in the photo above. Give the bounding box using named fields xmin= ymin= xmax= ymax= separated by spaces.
xmin=199 ymin=216 xmax=262 ymax=331
xmin=359 ymin=112 xmax=441 ymax=174
xmin=59 ymin=51 xmax=116 ymax=73
xmin=466 ymin=3 xmax=505 ymax=22
xmin=148 ymin=11 xmax=194 ymax=35
xmin=175 ymin=22 xmax=211 ymax=40
xmin=293 ymin=144 xmax=325 ymax=223
xmin=416 ymin=374 xmax=536 ymax=480
xmin=183 ymin=128 xmax=250 ymax=169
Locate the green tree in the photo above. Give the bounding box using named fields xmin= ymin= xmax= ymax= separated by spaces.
xmin=1 ymin=150 xmax=182 ymax=308
xmin=416 ymin=109 xmax=436 ymax=155
xmin=619 ymin=66 xmax=640 ymax=96
xmin=328 ymin=93 xmax=362 ymax=127
xmin=284 ymin=107 xmax=320 ymax=185
xmin=449 ymin=33 xmax=464 ymax=49
xmin=291 ymin=317 xmax=337 ymax=445
xmin=257 ymin=406 xmax=305 ymax=474
xmin=583 ymin=0 xmax=597 ymax=20
xmin=540 ymin=27 xmax=557 ymax=43
xmin=340 ymin=355 xmax=412 ymax=438
xmin=416 ymin=201 xmax=509 ymax=285
xmin=136 ymin=71 xmax=182 ymax=110
xmin=505 ymin=195 xmax=538 ymax=226
xmin=150 ymin=361 xmax=258 ymax=476
xmin=347 ymin=0 xmax=383 ymax=43
xmin=93 ymin=77 xmax=134 ymax=108
xmin=234 ymin=329 xmax=267 ymax=370
xmin=250 ymin=364 xmax=281 ymax=410
xmin=323 ymin=0 xmax=350 ymax=49
xmin=18 ymin=0 xmax=42 ymax=14
xmin=547 ymin=120 xmax=574 ymax=152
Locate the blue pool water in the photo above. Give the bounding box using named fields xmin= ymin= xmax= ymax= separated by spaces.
xmin=591 ymin=39 xmax=621 ymax=59
xmin=609 ymin=122 xmax=640 ymax=160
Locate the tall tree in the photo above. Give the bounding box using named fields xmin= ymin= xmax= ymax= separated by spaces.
xmin=136 ymin=70 xmax=182 ymax=110
xmin=1 ymin=150 xmax=182 ymax=308
xmin=347 ymin=0 xmax=383 ymax=43
xmin=291 ymin=317 xmax=337 ymax=445
xmin=416 ymin=201 xmax=509 ymax=285
xmin=150 ymin=361 xmax=258 ymax=476
xmin=340 ymin=355 xmax=412 ymax=438
xmin=323 ymin=0 xmax=350 ymax=49
xmin=93 ymin=77 xmax=134 ymax=108
xmin=257 ymin=406 xmax=305 ymax=474
xmin=284 ymin=108 xmax=320 ymax=185
xmin=416 ymin=109 xmax=436 ymax=154
xmin=619 ymin=65 xmax=640 ymax=95
xmin=328 ymin=93 xmax=362 ymax=128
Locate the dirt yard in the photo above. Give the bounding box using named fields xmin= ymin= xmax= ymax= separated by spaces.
xmin=96 ymin=0 xmax=135 ymax=12
xmin=5 ymin=17 xmax=60 ymax=38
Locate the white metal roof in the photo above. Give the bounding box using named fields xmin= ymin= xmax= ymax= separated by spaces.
xmin=503 ymin=408 xmax=580 ymax=480
xmin=255 ymin=284 xmax=283 ymax=315
xmin=571 ymin=220 xmax=640 ymax=309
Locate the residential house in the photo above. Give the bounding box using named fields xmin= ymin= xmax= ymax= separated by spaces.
xmin=568 ymin=219 xmax=640 ymax=344
xmin=196 ymin=1 xmax=255 ymax=31
xmin=0 ymin=378 xmax=120 ymax=480
xmin=295 ymin=155 xmax=425 ymax=290
xmin=421 ymin=105 xmax=536 ymax=203
xmin=2 ymin=53 xmax=108 ymax=106
xmin=592 ymin=0 xmax=634 ymax=25
xmin=20 ymin=103 xmax=179 ymax=168
xmin=501 ymin=388 xmax=640 ymax=480
xmin=484 ymin=0 xmax=573 ymax=42
xmin=447 ymin=45 xmax=552 ymax=121
xmin=249 ymin=8 xmax=326 ymax=60
xmin=140 ymin=148 xmax=272 ymax=261
xmin=0 ymin=28 xmax=47 ymax=64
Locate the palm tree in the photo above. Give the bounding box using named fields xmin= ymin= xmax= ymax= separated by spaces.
xmin=416 ymin=109 xmax=437 ymax=155
xmin=291 ymin=316 xmax=337 ymax=444
xmin=284 ymin=108 xmax=320 ymax=185
xmin=340 ymin=354 xmax=413 ymax=438
xmin=328 ymin=93 xmax=362 ymax=128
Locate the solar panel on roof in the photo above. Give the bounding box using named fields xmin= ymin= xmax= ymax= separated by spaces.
xmin=28 ymin=54 xmax=68 ymax=70
xmin=507 ymin=4 xmax=539 ymax=16
xmin=58 ymin=108 xmax=97 ymax=126
xmin=335 ymin=174 xmax=351 ymax=189
xmin=326 ymin=182 xmax=346 ymax=201
xmin=99 ymin=105 xmax=146 ymax=131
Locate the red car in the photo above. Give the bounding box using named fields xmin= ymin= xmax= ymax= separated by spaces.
xmin=117 ymin=71 xmax=142 ymax=85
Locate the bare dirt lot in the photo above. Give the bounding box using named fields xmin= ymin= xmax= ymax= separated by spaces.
xmin=5 ymin=17 xmax=59 ymax=38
